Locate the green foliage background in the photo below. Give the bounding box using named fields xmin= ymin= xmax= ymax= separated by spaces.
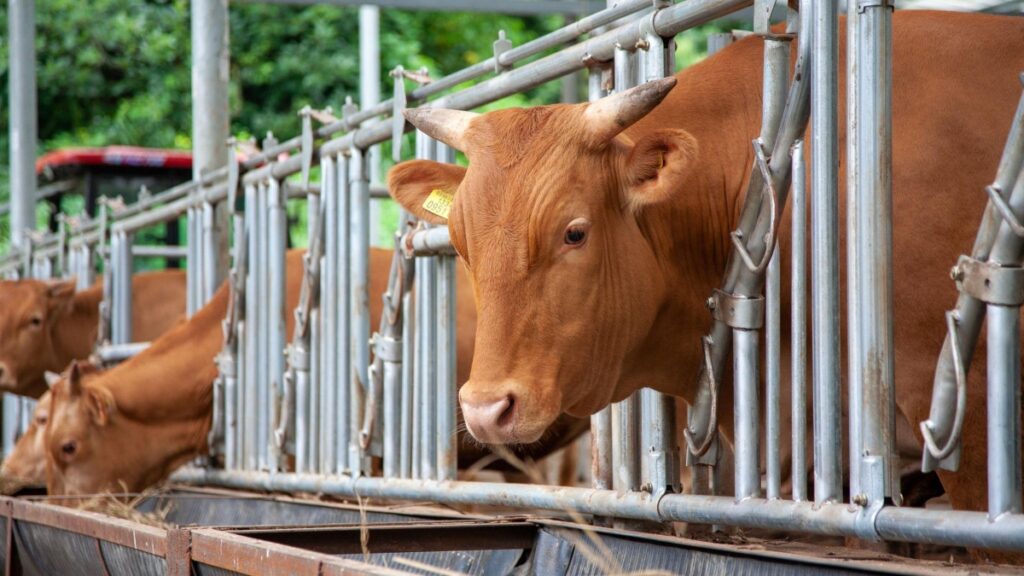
xmin=0 ymin=0 xmax=738 ymax=250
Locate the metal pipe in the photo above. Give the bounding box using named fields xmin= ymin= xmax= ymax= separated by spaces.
xmin=243 ymin=184 xmax=259 ymax=471
xmin=790 ymin=140 xmax=807 ymax=503
xmin=187 ymin=205 xmax=200 ymax=316
xmin=322 ymin=156 xmax=340 ymax=474
xmin=987 ymin=303 xmax=1022 ymax=519
xmin=404 ymin=227 xmax=456 ymax=256
xmin=349 ymin=149 xmax=371 ymax=474
xmin=173 ymin=468 xmax=1024 ymax=553
xmin=435 ymin=143 xmax=457 ymax=482
xmin=733 ymin=328 xmax=759 ymax=501
xmin=360 ymin=5 xmax=383 ymax=247
xmin=334 ymin=155 xmax=351 ymax=474
xmin=8 ymin=0 xmax=37 ymax=249
xmin=401 ymin=280 xmax=415 ymax=479
xmin=309 ymin=305 xmax=321 ymax=473
xmin=94 ymin=342 xmax=151 ymax=364
xmin=267 ymin=179 xmax=288 ymax=472
xmin=810 ymin=0 xmax=842 ymax=505
xmin=853 ymin=0 xmax=896 ymax=507
xmin=845 ymin=0 xmax=863 ymax=503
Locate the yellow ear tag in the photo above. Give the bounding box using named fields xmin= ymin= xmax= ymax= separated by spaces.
xmin=423 ymin=189 xmax=454 ymax=219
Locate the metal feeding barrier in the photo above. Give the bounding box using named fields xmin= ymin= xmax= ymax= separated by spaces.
xmin=3 ymin=0 xmax=1024 ymax=558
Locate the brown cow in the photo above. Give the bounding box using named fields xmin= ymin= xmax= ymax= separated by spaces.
xmin=388 ymin=10 xmax=1024 ymax=531
xmin=0 ymin=390 xmax=52 ymax=484
xmin=0 ymin=269 xmax=187 ymax=397
xmin=45 ymin=249 xmax=586 ymax=495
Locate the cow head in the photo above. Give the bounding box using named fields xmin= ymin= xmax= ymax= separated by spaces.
xmin=389 ymin=78 xmax=695 ymax=445
xmin=0 ymin=280 xmax=77 ymax=397
xmin=45 ymin=362 xmax=124 ymax=496
xmin=1 ymin=390 xmax=53 ymax=485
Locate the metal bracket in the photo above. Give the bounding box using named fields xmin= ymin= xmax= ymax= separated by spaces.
xmin=730 ymin=139 xmax=780 ymax=274
xmin=374 ymin=334 xmax=403 ymax=363
xmin=493 ymin=30 xmax=513 ymax=73
xmin=986 ymin=184 xmax=1024 ymax=239
xmin=952 ymin=255 xmax=1024 ymax=307
xmin=857 ymin=0 xmax=893 ymax=12
xmin=390 ymin=67 xmax=408 ymax=163
xmin=708 ymin=289 xmax=765 ymax=330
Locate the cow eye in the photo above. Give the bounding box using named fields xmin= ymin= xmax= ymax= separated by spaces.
xmin=35 ymin=416 xmax=47 ymax=426
xmin=29 ymin=315 xmax=42 ymax=328
xmin=563 ymin=219 xmax=591 ymax=247
xmin=61 ymin=441 xmax=77 ymax=457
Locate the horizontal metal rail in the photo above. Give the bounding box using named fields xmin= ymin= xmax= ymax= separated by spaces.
xmin=172 ymin=467 xmax=1024 ymax=552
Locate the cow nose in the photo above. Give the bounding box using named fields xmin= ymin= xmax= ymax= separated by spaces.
xmin=460 ymin=393 xmax=516 ymax=444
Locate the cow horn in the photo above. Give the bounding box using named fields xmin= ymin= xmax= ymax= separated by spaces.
xmin=44 ymin=371 xmax=61 ymax=389
xmin=583 ymin=77 xmax=677 ymax=145
xmin=403 ymin=108 xmax=479 ymax=152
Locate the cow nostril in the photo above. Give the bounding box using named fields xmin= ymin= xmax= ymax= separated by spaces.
xmin=496 ymin=395 xmax=516 ymax=428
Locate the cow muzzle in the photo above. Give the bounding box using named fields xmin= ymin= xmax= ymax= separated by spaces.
xmin=459 ymin=380 xmax=558 ymax=445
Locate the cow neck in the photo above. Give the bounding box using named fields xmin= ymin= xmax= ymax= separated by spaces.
xmin=99 ymin=285 xmax=227 ymax=423
xmin=107 ymin=414 xmax=210 ymax=489
xmin=621 ymin=36 xmax=766 ymax=407
xmin=51 ymin=284 xmax=103 ymax=369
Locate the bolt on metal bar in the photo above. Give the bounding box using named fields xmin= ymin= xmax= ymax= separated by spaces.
xmin=810 ymin=0 xmax=842 ymax=505
xmin=852 ymin=0 xmax=897 ymax=508
xmin=923 ymin=80 xmax=1024 ymax=473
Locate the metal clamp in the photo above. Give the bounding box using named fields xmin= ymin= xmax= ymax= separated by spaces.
xmin=708 ymin=289 xmax=765 ymax=330
xmin=857 ymin=0 xmax=894 ymax=12
xmin=493 ymin=30 xmax=512 ymax=73
xmin=986 ymin=184 xmax=1024 ymax=239
xmin=952 ymin=255 xmax=1024 ymax=307
xmin=683 ymin=336 xmax=719 ymax=458
xmin=921 ymin=310 xmax=968 ymax=461
xmin=730 ymin=139 xmax=780 ymax=274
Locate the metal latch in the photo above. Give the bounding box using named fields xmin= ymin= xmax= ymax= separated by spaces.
xmin=952 ymin=255 xmax=1024 ymax=307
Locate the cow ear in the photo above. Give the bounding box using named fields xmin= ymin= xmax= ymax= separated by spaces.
xmin=85 ymin=386 xmax=115 ymax=427
xmin=44 ymin=372 xmax=61 ymax=389
xmin=621 ymin=129 xmax=698 ymax=212
xmin=46 ymin=281 xmax=76 ymax=314
xmin=388 ymin=160 xmax=467 ymax=225
xmin=66 ymin=361 xmax=83 ymax=397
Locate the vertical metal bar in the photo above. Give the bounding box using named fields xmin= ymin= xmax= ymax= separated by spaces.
xmin=350 ymin=150 xmax=372 ymax=474
xmin=811 ymin=0 xmax=842 ymax=505
xmin=186 ymin=206 xmax=199 ymax=317
xmin=761 ymin=34 xmax=790 ymax=503
xmin=401 ymin=285 xmax=415 ymax=479
xmin=360 ymin=5 xmax=383 ymax=247
xmin=335 ymin=155 xmax=351 ymax=474
xmin=267 ymin=179 xmax=287 ymax=471
xmin=8 ymin=0 xmax=36 ymax=249
xmin=321 ymin=158 xmax=339 ymax=474
xmin=420 ymin=244 xmax=438 ymax=481
xmin=256 ymin=182 xmax=270 ymax=471
xmin=587 ymin=65 xmax=614 ymax=493
xmin=436 ymin=142 xmax=458 ymax=481
xmin=845 ymin=0 xmax=863 ymax=502
xmin=611 ymin=40 xmax=641 ymax=496
xmin=988 ymin=303 xmax=1022 ymax=519
xmin=733 ymin=328 xmax=760 ymax=501
xmin=790 ymin=140 xmax=808 ymax=502
xmin=115 ymin=232 xmax=133 ymax=345
xmin=854 ymin=0 xmax=896 ymax=506
xmin=243 ymin=184 xmax=258 ymax=471
xmin=192 ymin=0 xmax=230 ymax=295
xmin=310 ymin=304 xmax=321 ymax=474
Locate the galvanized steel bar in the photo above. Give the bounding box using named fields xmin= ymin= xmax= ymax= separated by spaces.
xmin=852 ymin=0 xmax=897 ymax=507
xmin=349 ymin=149 xmax=372 ymax=474
xmin=321 ymin=156 xmax=341 ymax=474
xmin=790 ymin=140 xmax=808 ymax=502
xmin=267 ymin=179 xmax=288 ymax=471
xmin=733 ymin=328 xmax=760 ymax=501
xmin=400 ymin=284 xmax=415 ymax=479
xmin=7 ymin=0 xmax=36 ymax=249
xmin=114 ymin=232 xmax=133 ymax=345
xmin=435 ymin=141 xmax=458 ymax=482
xmin=987 ymin=302 xmax=1022 ymax=519
xmin=256 ymin=181 xmax=271 ymax=471
xmin=244 ymin=183 xmax=259 ymax=471
xmin=810 ymin=0 xmax=842 ymax=505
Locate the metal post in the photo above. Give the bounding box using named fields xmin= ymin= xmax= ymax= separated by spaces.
xmin=360 ymin=5 xmax=384 ymax=247
xmin=192 ymin=0 xmax=230 ymax=299
xmin=256 ymin=182 xmax=270 ymax=471
xmin=845 ymin=0 xmax=862 ymax=501
xmin=610 ymin=43 xmax=641 ymax=496
xmin=988 ymin=302 xmax=1022 ymax=519
xmin=111 ymin=232 xmax=133 ymax=345
xmin=349 ymin=148 xmax=371 ymax=474
xmin=401 ymin=282 xmax=415 ymax=479
xmin=334 ymin=155 xmax=351 ymax=474
xmin=587 ymin=65 xmax=614 ymax=493
xmin=321 ymin=156 xmax=340 ymax=474
xmin=435 ymin=142 xmax=458 ymax=481
xmin=8 ymin=0 xmax=37 ymax=249
xmin=790 ymin=140 xmax=808 ymax=502
xmin=267 ymin=179 xmax=287 ymax=471
xmin=853 ymin=0 xmax=896 ymax=507
xmin=810 ymin=0 xmax=842 ymax=505
xmin=243 ymin=184 xmax=259 ymax=471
